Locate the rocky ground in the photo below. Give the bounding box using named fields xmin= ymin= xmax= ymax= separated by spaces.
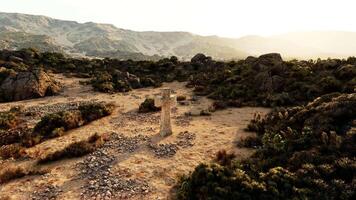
xmin=0 ymin=74 xmax=269 ymax=200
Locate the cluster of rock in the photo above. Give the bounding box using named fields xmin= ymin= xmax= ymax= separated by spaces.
xmin=176 ymin=131 xmax=196 ymax=148
xmin=148 ymin=143 xmax=179 ymax=158
xmin=147 ymin=131 xmax=196 ymax=158
xmin=103 ymin=133 xmax=149 ymax=153
xmin=78 ymin=136 xmax=150 ymax=199
xmin=30 ymin=185 xmax=62 ymax=200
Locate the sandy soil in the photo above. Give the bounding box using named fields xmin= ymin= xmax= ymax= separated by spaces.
xmin=0 ymin=74 xmax=269 ymax=200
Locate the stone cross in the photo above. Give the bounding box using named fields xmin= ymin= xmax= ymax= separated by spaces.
xmin=154 ymin=88 xmax=176 ymax=137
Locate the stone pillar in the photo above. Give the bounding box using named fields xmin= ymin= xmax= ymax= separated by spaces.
xmin=155 ymin=88 xmax=176 ymax=137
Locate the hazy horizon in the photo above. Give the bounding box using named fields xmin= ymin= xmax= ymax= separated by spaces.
xmin=1 ymin=0 xmax=356 ymax=38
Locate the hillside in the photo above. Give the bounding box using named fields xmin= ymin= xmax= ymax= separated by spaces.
xmin=2 ymin=12 xmax=356 ymax=60
xmin=0 ymin=12 xmax=247 ymax=60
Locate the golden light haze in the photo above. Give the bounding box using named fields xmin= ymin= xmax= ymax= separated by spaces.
xmin=1 ymin=0 xmax=356 ymax=38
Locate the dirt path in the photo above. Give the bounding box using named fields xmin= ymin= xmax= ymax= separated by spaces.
xmin=0 ymin=74 xmax=270 ymax=200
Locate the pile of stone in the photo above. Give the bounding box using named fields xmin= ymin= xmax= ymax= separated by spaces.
xmin=115 ymin=111 xmax=160 ymax=126
xmin=30 ymin=185 xmax=62 ymax=200
xmin=176 ymin=131 xmax=196 ymax=148
xmin=103 ymin=133 xmax=149 ymax=153
xmin=81 ymin=174 xmax=150 ymax=200
xmin=77 ymin=134 xmax=151 ymax=199
xmin=147 ymin=143 xmax=179 ymax=158
xmin=174 ymin=115 xmax=192 ymax=127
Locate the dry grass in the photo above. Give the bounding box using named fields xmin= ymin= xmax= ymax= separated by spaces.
xmin=0 ymin=164 xmax=48 ymax=184
xmin=0 ymin=143 xmax=26 ymax=159
xmin=37 ymin=133 xmax=108 ymax=164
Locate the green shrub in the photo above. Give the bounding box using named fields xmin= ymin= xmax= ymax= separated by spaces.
xmin=175 ymin=94 xmax=356 ymax=199
xmin=78 ymin=102 xmax=114 ymax=122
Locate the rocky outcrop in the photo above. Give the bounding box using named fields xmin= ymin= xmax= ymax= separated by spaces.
xmin=191 ymin=53 xmax=212 ymax=64
xmin=252 ymin=53 xmax=283 ymax=71
xmin=0 ymin=68 xmax=61 ymax=102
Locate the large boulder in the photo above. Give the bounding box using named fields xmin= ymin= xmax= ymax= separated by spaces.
xmin=253 ymin=53 xmax=283 ymax=71
xmin=191 ymin=53 xmax=212 ymax=64
xmin=335 ymin=64 xmax=356 ymax=80
xmin=0 ymin=68 xmax=61 ymax=102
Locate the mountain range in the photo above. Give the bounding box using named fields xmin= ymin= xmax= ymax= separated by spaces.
xmin=1 ymin=12 xmax=356 ymax=60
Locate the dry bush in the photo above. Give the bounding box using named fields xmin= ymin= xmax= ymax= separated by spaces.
xmin=138 ymin=98 xmax=160 ymax=113
xmin=0 ymin=143 xmax=26 ymax=159
xmin=215 ymin=150 xmax=236 ymax=166
xmin=0 ymin=110 xmax=20 ymax=130
xmin=176 ymin=95 xmax=187 ymax=101
xmin=236 ymin=135 xmax=262 ymax=148
xmin=0 ymin=164 xmax=47 ymax=184
xmin=37 ymin=133 xmax=107 ymax=163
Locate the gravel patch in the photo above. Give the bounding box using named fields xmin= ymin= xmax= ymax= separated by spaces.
xmin=77 ymin=134 xmax=151 ymax=199
xmin=112 ymin=111 xmax=160 ymax=128
xmin=147 ymin=143 xmax=179 ymax=158
xmin=30 ymin=185 xmax=62 ymax=200
xmin=176 ymin=131 xmax=196 ymax=148
xmin=104 ymin=133 xmax=149 ymax=153
xmin=174 ymin=115 xmax=192 ymax=127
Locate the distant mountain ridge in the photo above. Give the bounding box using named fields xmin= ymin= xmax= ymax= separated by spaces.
xmin=1 ymin=12 xmax=356 ymax=60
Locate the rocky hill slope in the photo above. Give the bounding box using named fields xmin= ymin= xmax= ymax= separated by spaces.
xmin=4 ymin=12 xmax=356 ymax=60
xmin=0 ymin=12 xmax=247 ymax=60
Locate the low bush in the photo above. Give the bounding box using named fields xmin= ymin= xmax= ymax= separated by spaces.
xmin=138 ymin=98 xmax=161 ymax=113
xmin=0 ymin=110 xmax=20 ymax=130
xmin=0 ymin=164 xmax=47 ymax=184
xmin=78 ymin=102 xmax=115 ymax=122
xmin=29 ymin=102 xmax=114 ymax=146
xmin=236 ymin=135 xmax=262 ymax=148
xmin=38 ymin=133 xmax=107 ymax=163
xmin=0 ymin=143 xmax=26 ymax=159
xmin=176 ymin=95 xmax=187 ymax=101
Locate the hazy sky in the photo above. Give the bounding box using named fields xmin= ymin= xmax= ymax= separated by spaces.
xmin=1 ymin=0 xmax=356 ymax=38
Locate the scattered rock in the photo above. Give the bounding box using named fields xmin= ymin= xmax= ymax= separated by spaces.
xmin=176 ymin=131 xmax=196 ymax=148
xmin=30 ymin=185 xmax=62 ymax=200
xmin=147 ymin=143 xmax=178 ymax=158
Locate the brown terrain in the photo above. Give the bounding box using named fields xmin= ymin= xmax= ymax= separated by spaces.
xmin=0 ymin=74 xmax=269 ymax=200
